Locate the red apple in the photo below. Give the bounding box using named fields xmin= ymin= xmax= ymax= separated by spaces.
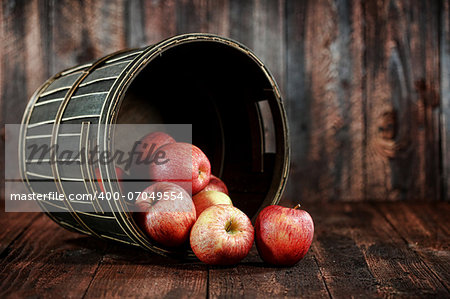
xmin=134 ymin=182 xmax=196 ymax=247
xmin=255 ymin=204 xmax=314 ymax=266
xmin=95 ymin=167 xmax=124 ymax=193
xmin=136 ymin=131 xmax=175 ymax=163
xmin=192 ymin=190 xmax=232 ymax=218
xmin=190 ymin=205 xmax=254 ymax=265
xmin=149 ymin=142 xmax=211 ymax=195
xmin=130 ymin=131 xmax=176 ymax=182
xmin=201 ymin=175 xmax=229 ymax=195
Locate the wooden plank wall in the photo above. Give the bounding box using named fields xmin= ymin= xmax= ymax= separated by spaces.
xmin=1 ymin=0 xmax=448 ymax=202
xmin=442 ymin=0 xmax=450 ymax=201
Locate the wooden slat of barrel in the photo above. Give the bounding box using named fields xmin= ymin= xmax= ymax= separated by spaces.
xmin=39 ymin=71 xmax=85 ymax=97
xmin=76 ymin=80 xmax=116 ymax=95
xmin=62 ymin=93 xmax=108 ymax=119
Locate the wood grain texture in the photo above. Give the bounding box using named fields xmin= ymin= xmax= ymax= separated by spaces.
xmin=51 ymin=0 xmax=86 ymax=72
xmin=285 ymin=0 xmax=364 ymax=203
xmin=2 ymin=202 xmax=448 ymax=298
xmin=249 ymin=0 xmax=285 ymax=93
xmin=84 ymin=245 xmax=207 ymax=299
xmin=2 ymin=0 xmax=50 ymax=122
xmin=0 ymin=0 xmax=4 ymax=199
xmin=83 ymin=0 xmax=126 ymax=59
xmin=376 ymin=202 xmax=450 ymax=291
xmin=309 ymin=202 xmax=450 ymax=297
xmin=142 ymin=0 xmax=177 ymax=45
xmin=309 ymin=203 xmax=381 ymax=297
xmin=363 ymin=0 xmax=441 ymax=201
xmin=0 ymin=215 xmax=108 ymax=298
xmin=176 ymin=0 xmax=229 ymax=36
xmin=0 ymin=212 xmax=41 ymax=255
xmin=442 ymin=0 xmax=450 ymax=201
xmin=1 ymin=0 xmax=53 ymax=197
xmin=208 ymin=246 xmax=330 ymax=298
xmin=52 ymin=0 xmax=127 ymax=72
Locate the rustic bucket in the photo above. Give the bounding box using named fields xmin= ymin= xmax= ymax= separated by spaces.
xmin=19 ymin=33 xmax=290 ymax=258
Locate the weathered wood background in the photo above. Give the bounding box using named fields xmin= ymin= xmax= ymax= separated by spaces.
xmin=1 ymin=0 xmax=448 ymax=202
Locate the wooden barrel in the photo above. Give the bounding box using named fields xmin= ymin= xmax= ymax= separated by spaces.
xmin=19 ymin=33 xmax=290 ymax=258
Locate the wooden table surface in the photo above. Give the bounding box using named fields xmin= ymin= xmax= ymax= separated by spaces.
xmin=1 ymin=201 xmax=449 ymax=298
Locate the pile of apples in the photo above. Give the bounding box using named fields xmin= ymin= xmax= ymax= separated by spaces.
xmin=126 ymin=132 xmax=314 ymax=266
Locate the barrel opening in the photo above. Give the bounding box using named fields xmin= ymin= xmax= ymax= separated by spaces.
xmin=115 ymin=40 xmax=283 ymax=218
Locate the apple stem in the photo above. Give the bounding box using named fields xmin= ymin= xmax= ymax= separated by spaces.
xmin=293 ymin=204 xmax=301 ymax=210
xmin=225 ymin=220 xmax=232 ymax=232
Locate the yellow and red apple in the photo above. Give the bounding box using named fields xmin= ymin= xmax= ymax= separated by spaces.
xmin=201 ymin=175 xmax=229 ymax=195
xmin=192 ymin=190 xmax=232 ymax=218
xmin=190 ymin=205 xmax=254 ymax=265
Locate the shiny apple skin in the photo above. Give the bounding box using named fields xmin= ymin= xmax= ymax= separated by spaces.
xmin=136 ymin=131 xmax=176 ymax=161
xmin=201 ymin=175 xmax=229 ymax=195
xmin=255 ymin=205 xmax=314 ymax=266
xmin=149 ymin=142 xmax=211 ymax=195
xmin=134 ymin=182 xmax=196 ymax=247
xmin=192 ymin=190 xmax=232 ymax=218
xmin=130 ymin=131 xmax=175 ymax=182
xmin=190 ymin=205 xmax=254 ymax=265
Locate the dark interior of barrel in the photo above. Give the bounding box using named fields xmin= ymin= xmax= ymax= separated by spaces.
xmin=115 ymin=41 xmax=278 ymax=218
